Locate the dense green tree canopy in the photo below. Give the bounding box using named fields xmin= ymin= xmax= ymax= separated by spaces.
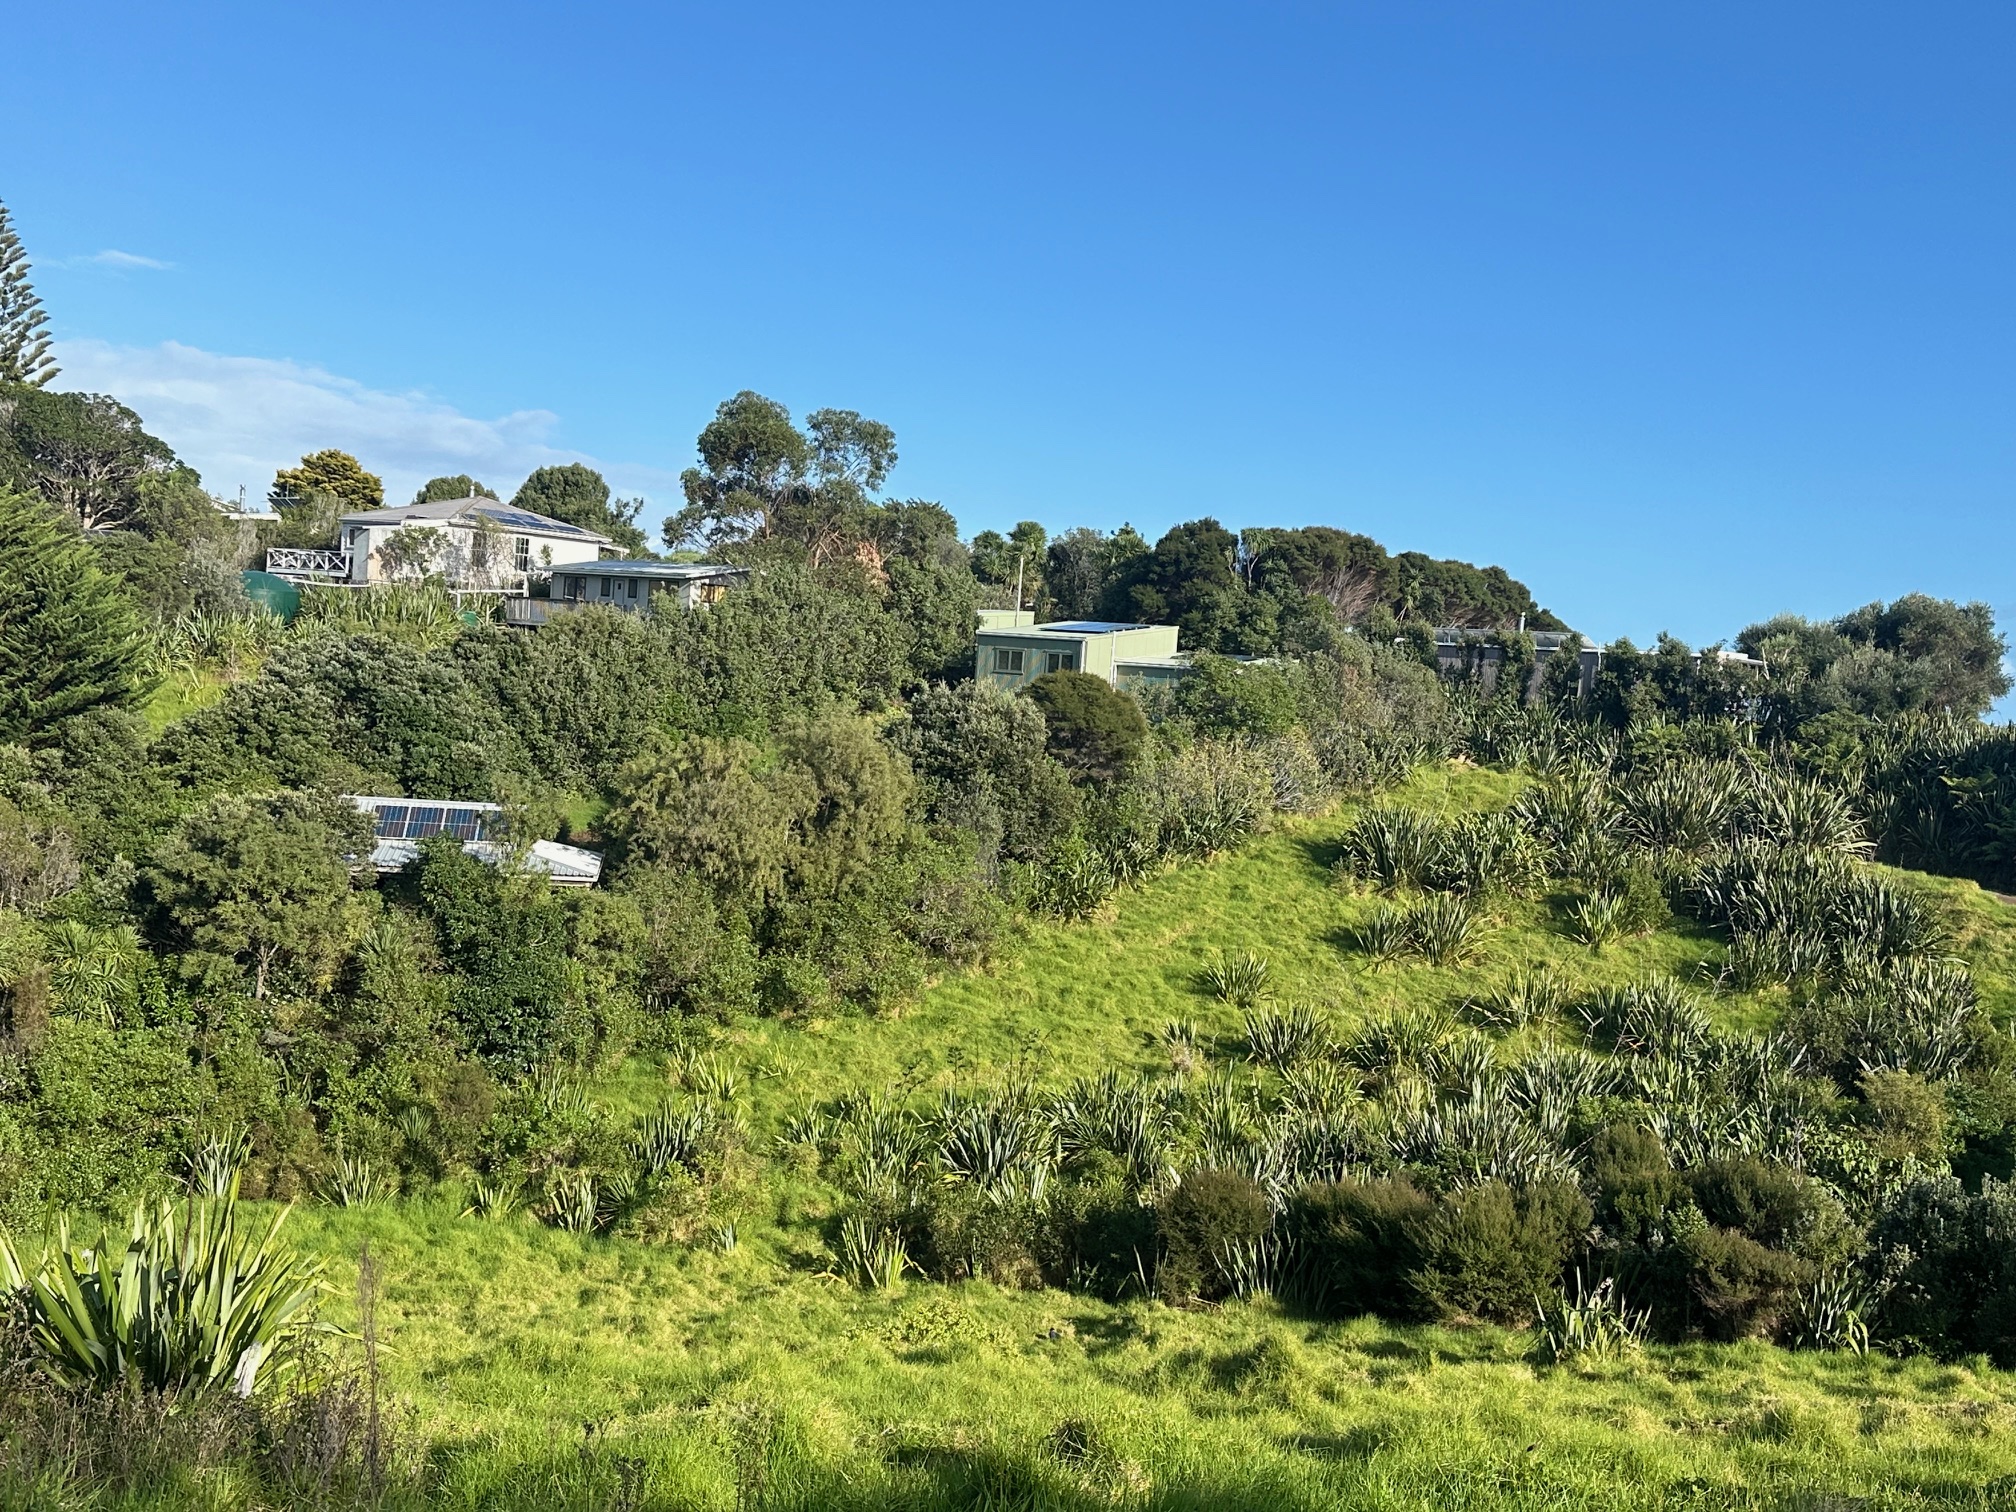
xmin=1740 ymin=595 xmax=2010 ymax=728
xmin=412 ymin=474 xmax=494 ymax=504
xmin=269 ymin=449 xmax=384 ymax=515
xmin=892 ymin=680 xmax=1077 ymax=861
xmin=0 ymin=490 xmax=150 ymax=744
xmin=0 ymin=386 xmax=176 ymax=531
xmin=144 ymin=788 xmax=369 ymax=998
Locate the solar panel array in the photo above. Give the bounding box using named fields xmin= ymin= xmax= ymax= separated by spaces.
xmin=478 ymin=507 xmax=598 ymax=537
xmin=371 ymin=804 xmax=491 ymax=841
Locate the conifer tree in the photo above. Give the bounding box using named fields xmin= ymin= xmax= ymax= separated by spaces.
xmin=0 ymin=199 xmax=57 ymax=388
xmin=0 ymin=488 xmax=148 ymax=742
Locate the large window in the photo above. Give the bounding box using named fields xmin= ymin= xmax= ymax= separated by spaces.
xmin=992 ymin=647 xmax=1025 ymax=675
xmin=625 ymin=577 xmax=639 ymax=599
xmin=513 ymin=536 xmax=531 ymax=572
xmin=598 ymin=577 xmax=612 ymax=598
xmin=1044 ymin=650 xmax=1077 ymax=673
xmin=565 ymin=576 xmax=586 ymax=598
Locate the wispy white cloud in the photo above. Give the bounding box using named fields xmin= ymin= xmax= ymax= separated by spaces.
xmin=52 ymin=338 xmax=679 ymax=511
xmin=63 ymin=250 xmax=175 ymax=271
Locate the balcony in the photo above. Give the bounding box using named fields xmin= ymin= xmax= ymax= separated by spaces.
xmin=265 ymin=547 xmax=352 ymax=581
xmin=501 ymin=597 xmax=578 ymax=628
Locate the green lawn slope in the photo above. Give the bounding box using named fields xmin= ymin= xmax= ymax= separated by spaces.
xmin=270 ymin=762 xmax=2016 ymax=1509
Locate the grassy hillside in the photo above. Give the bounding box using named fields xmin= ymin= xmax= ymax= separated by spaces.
xmin=250 ymin=762 xmax=2016 ymax=1509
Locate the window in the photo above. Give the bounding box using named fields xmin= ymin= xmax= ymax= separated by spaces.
xmin=625 ymin=577 xmax=639 ymax=599
xmin=566 ymin=576 xmax=585 ymax=599
xmin=598 ymin=577 xmax=612 ymax=598
xmin=513 ymin=536 xmax=531 ymax=572
xmin=992 ymin=647 xmax=1025 ymax=675
xmin=1044 ymin=651 xmax=1077 ymax=673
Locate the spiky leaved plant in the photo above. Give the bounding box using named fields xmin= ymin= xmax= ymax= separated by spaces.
xmin=1471 ymin=966 xmax=1566 ymax=1030
xmin=838 ymin=1215 xmax=911 ymax=1290
xmin=1243 ymin=1002 xmax=1330 ymax=1072
xmin=1204 ymin=950 xmax=1272 ymax=1008
xmin=1567 ymin=890 xmax=1626 ymax=951
xmin=1352 ymin=905 xmax=1413 ymax=967
xmin=1406 ymin=893 xmax=1485 ymax=966
xmin=1334 ymin=804 xmax=1450 ymax=892
xmin=461 ymin=1177 xmax=521 ymax=1221
xmin=323 ymin=1148 xmax=395 ymax=1208
xmin=0 ymin=1180 xmax=331 ymax=1397
xmin=1534 ymin=1271 xmax=1649 ymax=1364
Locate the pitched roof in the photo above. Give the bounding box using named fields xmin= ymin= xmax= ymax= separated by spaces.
xmin=339 ymin=497 xmax=612 ymax=544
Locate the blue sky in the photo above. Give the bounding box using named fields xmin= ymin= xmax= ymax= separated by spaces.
xmin=8 ymin=2 xmax=2013 ymax=674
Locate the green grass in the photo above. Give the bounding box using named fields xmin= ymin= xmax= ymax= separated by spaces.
xmin=45 ymin=759 xmax=2016 ymax=1507
xmin=139 ymin=664 xmax=233 ymax=730
xmin=278 ymin=1196 xmax=2016 ymax=1509
xmin=701 ymin=762 xmax=1776 ymax=1138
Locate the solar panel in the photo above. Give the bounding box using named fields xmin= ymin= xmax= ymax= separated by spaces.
xmin=407 ymin=805 xmax=446 ymax=838
xmin=479 ymin=508 xmax=592 ymax=536
xmin=374 ymin=804 xmax=409 ymax=838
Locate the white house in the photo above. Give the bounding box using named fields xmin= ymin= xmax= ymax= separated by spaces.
xmin=266 ymin=494 xmax=612 ymax=587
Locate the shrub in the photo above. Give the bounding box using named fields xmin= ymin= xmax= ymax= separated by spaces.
xmin=1026 ymin=671 xmax=1148 ymax=785
xmin=1687 ymin=1157 xmax=1853 ymax=1264
xmin=1677 ymin=1225 xmax=1813 ymax=1340
xmin=1043 ymin=1160 xmax=1159 ymax=1299
xmin=1408 ymin=1179 xmax=1591 ymax=1324
xmin=1588 ymin=1124 xmax=1689 ymax=1247
xmin=1870 ymin=1175 xmax=2016 ymax=1362
xmin=922 ymin=1185 xmax=1044 ymax=1287
xmin=1285 ymin=1176 xmax=1434 ymax=1319
xmin=1155 ymin=1168 xmax=1271 ymax=1304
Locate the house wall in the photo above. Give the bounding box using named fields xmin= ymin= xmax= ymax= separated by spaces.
xmin=550 ymin=572 xmax=738 ymax=613
xmin=976 ymin=631 xmax=1093 ymax=687
xmin=347 ymin=522 xmax=601 ymax=585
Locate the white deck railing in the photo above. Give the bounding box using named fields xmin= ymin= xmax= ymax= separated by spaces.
xmin=265 ymin=547 xmax=353 ymax=579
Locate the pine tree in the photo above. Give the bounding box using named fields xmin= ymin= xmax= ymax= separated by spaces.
xmin=0 ymin=488 xmax=148 ymax=743
xmin=0 ymin=199 xmax=57 ymax=389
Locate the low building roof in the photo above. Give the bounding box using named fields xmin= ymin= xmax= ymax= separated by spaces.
xmin=559 ymin=560 xmax=748 ymax=580
xmin=978 ymin=619 xmax=1168 ymax=639
xmin=339 ymin=498 xmax=612 ymax=544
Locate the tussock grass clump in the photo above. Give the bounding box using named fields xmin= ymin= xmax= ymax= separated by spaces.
xmin=1203 ymin=950 xmax=1272 ymax=1008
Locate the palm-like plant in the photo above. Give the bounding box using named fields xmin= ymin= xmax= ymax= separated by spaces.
xmin=0 ymin=1183 xmax=331 ymax=1397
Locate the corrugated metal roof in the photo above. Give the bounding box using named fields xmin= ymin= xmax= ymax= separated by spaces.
xmin=339 ymin=499 xmax=611 ymax=543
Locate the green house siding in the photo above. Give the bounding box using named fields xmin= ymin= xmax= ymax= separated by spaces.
xmin=975 ymin=624 xmax=1184 ymax=690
